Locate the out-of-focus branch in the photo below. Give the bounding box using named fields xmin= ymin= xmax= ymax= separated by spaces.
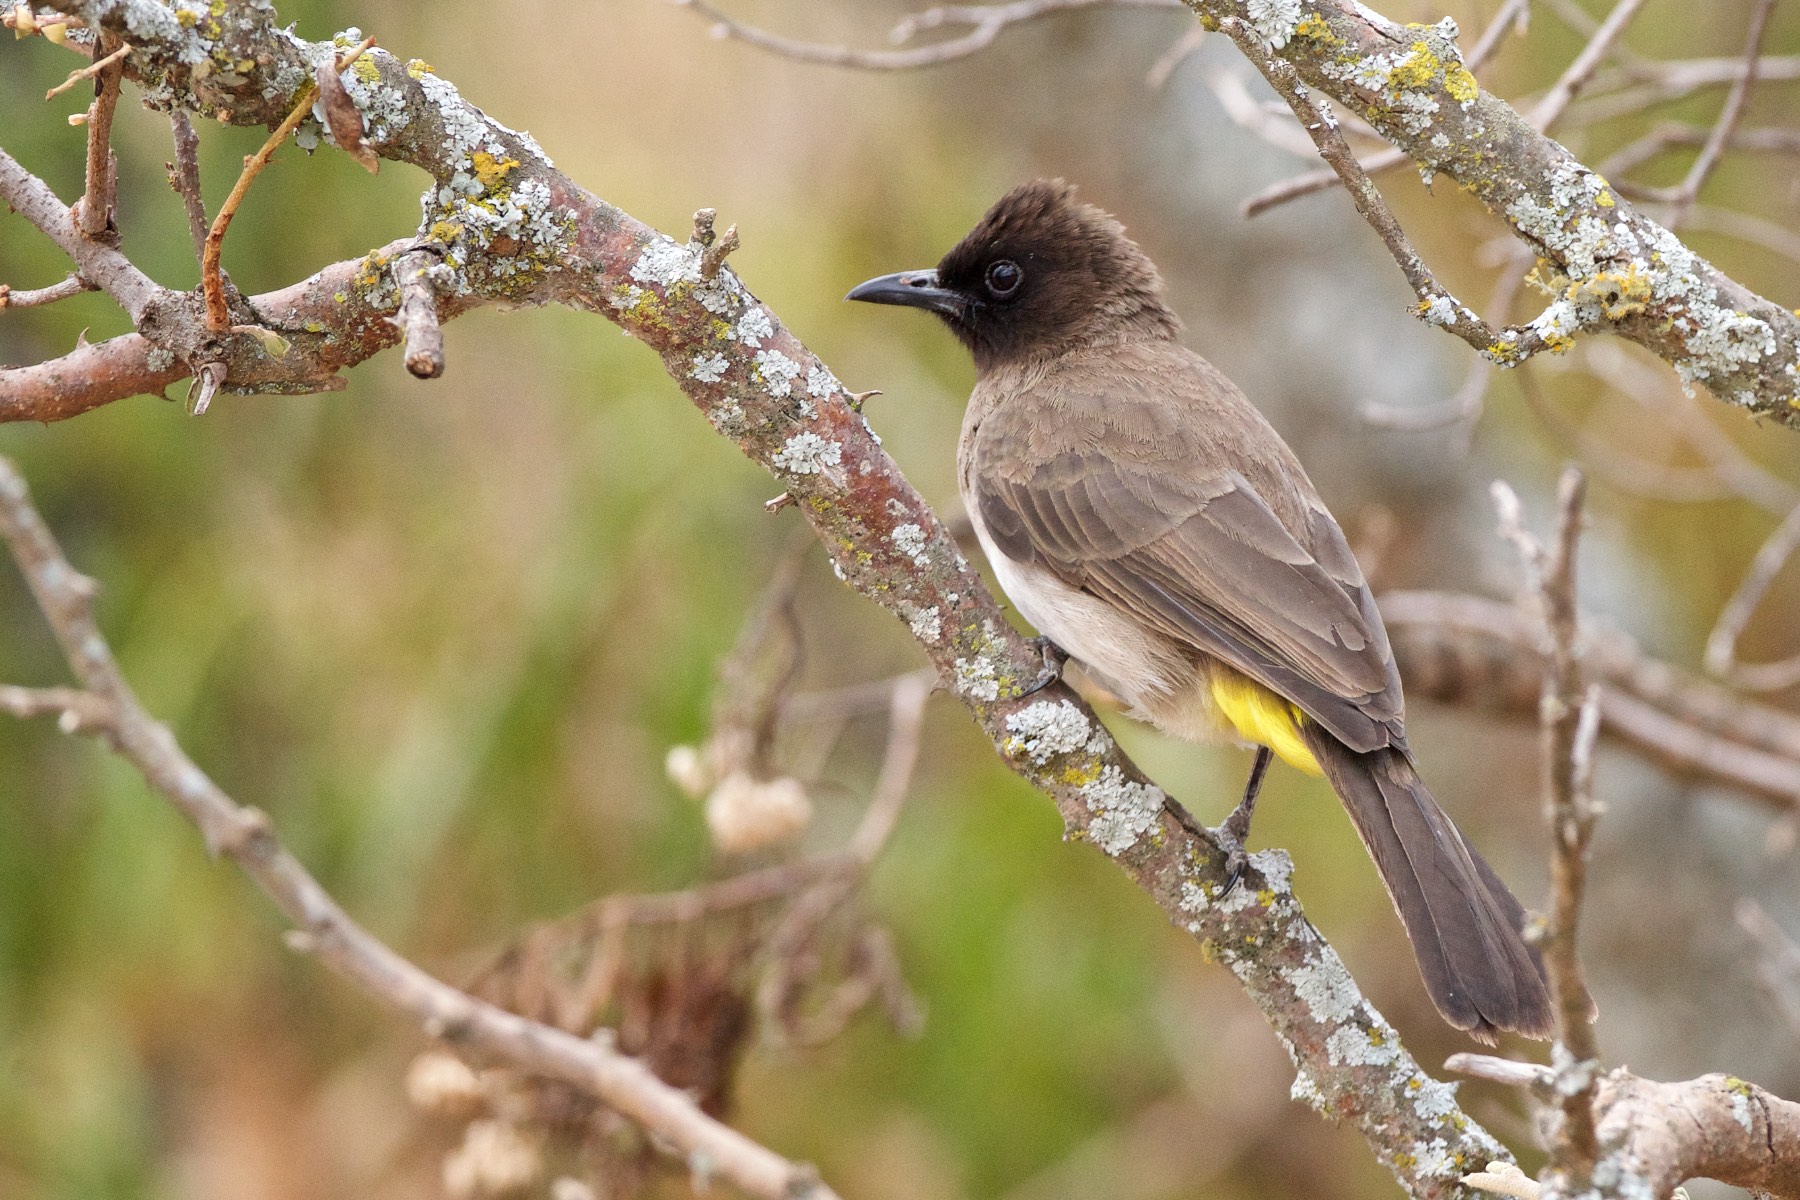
xmin=1642 ymin=0 xmax=1776 ymax=226
xmin=1382 ymin=590 xmax=1800 ymax=812
xmin=1449 ymin=1057 xmax=1800 ymax=1199
xmin=1705 ymin=498 xmax=1800 ymax=694
xmin=674 ymin=0 xmax=1182 ymax=70
xmin=0 ymin=453 xmax=839 ymax=1200
xmin=1494 ymin=469 xmax=1602 ymax=1182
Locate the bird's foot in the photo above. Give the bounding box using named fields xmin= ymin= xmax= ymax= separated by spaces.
xmin=1020 ymin=637 xmax=1068 ymax=697
xmin=1212 ymin=746 xmax=1272 ymax=896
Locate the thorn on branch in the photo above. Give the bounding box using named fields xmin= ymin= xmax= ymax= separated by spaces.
xmin=391 ymin=248 xmax=447 ymax=379
xmin=846 ymin=388 xmax=881 ymax=412
xmin=764 ymin=492 xmax=795 ymax=513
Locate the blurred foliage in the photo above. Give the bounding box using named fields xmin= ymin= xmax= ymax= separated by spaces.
xmin=2 ymin=1 xmax=1799 ymax=1198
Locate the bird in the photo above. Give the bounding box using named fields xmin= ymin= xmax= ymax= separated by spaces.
xmin=847 ymin=179 xmax=1553 ymax=1043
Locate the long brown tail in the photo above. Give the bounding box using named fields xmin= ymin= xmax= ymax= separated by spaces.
xmin=1300 ymin=729 xmax=1553 ymax=1043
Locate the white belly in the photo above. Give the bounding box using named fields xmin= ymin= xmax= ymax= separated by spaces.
xmin=966 ymin=508 xmax=1230 ymax=747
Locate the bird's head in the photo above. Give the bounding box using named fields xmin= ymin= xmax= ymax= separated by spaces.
xmin=847 ymin=179 xmax=1180 ymax=371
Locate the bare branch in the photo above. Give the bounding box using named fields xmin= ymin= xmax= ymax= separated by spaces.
xmin=166 ymin=109 xmax=208 ymax=263
xmin=1529 ymin=0 xmax=1650 ymax=131
xmin=673 ymin=0 xmax=1182 ymax=71
xmin=72 ymin=35 xmax=125 ymax=240
xmin=0 ymin=274 xmax=97 ymax=310
xmin=204 ymin=37 xmax=376 ymax=331
xmin=0 ymin=145 xmax=164 ymax=320
xmin=1634 ymin=0 xmax=1778 ymax=224
xmin=1495 ymin=468 xmax=1602 ymax=1184
xmin=1705 ymin=499 xmax=1800 ymax=692
xmin=0 ymin=452 xmax=839 ymax=1200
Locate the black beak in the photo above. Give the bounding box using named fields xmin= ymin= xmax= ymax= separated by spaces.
xmin=846 ymin=269 xmax=967 ymax=318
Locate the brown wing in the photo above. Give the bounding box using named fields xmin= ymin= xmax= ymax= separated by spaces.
xmin=974 ymin=372 xmax=1404 ymax=753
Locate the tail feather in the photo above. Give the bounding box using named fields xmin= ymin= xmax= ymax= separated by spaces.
xmin=1300 ymin=728 xmax=1552 ymax=1043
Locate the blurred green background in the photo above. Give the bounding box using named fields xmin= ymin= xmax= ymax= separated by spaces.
xmin=3 ymin=1 xmax=1799 ymax=1197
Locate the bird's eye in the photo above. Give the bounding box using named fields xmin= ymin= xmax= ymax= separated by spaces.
xmin=984 ymin=259 xmax=1023 ymax=299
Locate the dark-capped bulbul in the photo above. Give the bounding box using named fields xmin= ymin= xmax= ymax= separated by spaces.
xmin=848 ymin=179 xmax=1552 ymax=1042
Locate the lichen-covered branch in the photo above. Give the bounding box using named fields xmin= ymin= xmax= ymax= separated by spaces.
xmin=0 ymin=453 xmax=840 ymax=1200
xmin=1449 ymin=1058 xmax=1800 ymax=1200
xmin=1179 ymin=0 xmax=1800 ymax=421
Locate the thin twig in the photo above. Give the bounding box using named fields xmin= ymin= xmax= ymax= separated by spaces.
xmin=1705 ymin=499 xmax=1800 ymax=693
xmin=1530 ymin=0 xmax=1651 ymax=131
xmin=44 ymin=37 xmax=128 ymax=99
xmin=202 ymin=36 xmax=377 ymax=331
xmin=0 ymin=274 xmax=97 ymax=310
xmin=166 ymin=110 xmax=208 ymax=264
xmin=1494 ymin=468 xmax=1602 ymax=1182
xmin=0 ymin=684 xmax=115 ymax=734
xmin=673 ymin=0 xmax=1181 ymax=70
xmin=1635 ymin=0 xmax=1777 ymax=225
xmin=0 ymin=452 xmax=839 ymax=1200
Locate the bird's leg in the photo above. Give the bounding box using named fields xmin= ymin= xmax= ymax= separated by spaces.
xmin=1020 ymin=636 xmax=1068 ymax=697
xmin=1213 ymin=746 xmax=1273 ymax=895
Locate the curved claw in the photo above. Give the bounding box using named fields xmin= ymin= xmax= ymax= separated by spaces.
xmin=1020 ymin=636 xmax=1068 ymax=697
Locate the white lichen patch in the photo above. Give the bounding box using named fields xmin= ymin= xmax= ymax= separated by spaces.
xmin=1411 ymin=1138 xmax=1456 ymax=1178
xmin=735 ymin=307 xmax=774 ymax=346
xmin=630 ymin=237 xmax=702 ymax=289
xmin=891 ymin=522 xmax=929 ymax=565
xmin=145 ymin=348 xmax=177 ymax=372
xmin=1325 ymin=1023 xmax=1402 ymax=1069
xmin=1408 ymin=1073 xmax=1462 ymax=1122
xmin=953 ymin=654 xmax=1001 ymax=702
xmin=806 ymin=365 xmax=839 ymax=399
xmin=1290 ymin=1069 xmax=1329 ymax=1113
xmin=770 ymin=432 xmax=840 ymax=475
xmin=1004 ymin=700 xmax=1094 ymax=764
xmin=1246 ymin=0 xmax=1302 ymax=48
xmin=903 ymin=605 xmax=942 ymax=644
xmin=1083 ymin=765 xmax=1166 ymax=856
xmin=689 ymin=351 xmax=728 ymax=383
xmin=754 ymin=348 xmax=802 ymax=398
xmin=1178 ymin=879 xmax=1211 ymax=913
xmin=1419 ymin=294 xmax=1456 ymax=326
xmin=1288 ymin=959 xmax=1361 ymax=1025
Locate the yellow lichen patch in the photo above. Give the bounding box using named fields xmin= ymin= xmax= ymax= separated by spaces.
xmin=405 ymin=58 xmax=435 ymax=78
xmin=351 ymin=55 xmax=380 ymax=83
xmin=1294 ymin=13 xmax=1335 ymax=42
xmin=1543 ymin=330 xmax=1576 ymax=354
xmin=175 ymin=7 xmax=197 ymax=25
xmin=1059 ymin=760 xmax=1104 ymax=788
xmin=1389 ymin=41 xmax=1442 ymax=92
xmin=1255 ymin=888 xmax=1275 ymax=907
xmin=1443 ymin=63 xmax=1477 ymax=104
xmin=428 ymin=219 xmax=462 ymax=243
xmin=471 ymin=150 xmax=519 ymax=190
